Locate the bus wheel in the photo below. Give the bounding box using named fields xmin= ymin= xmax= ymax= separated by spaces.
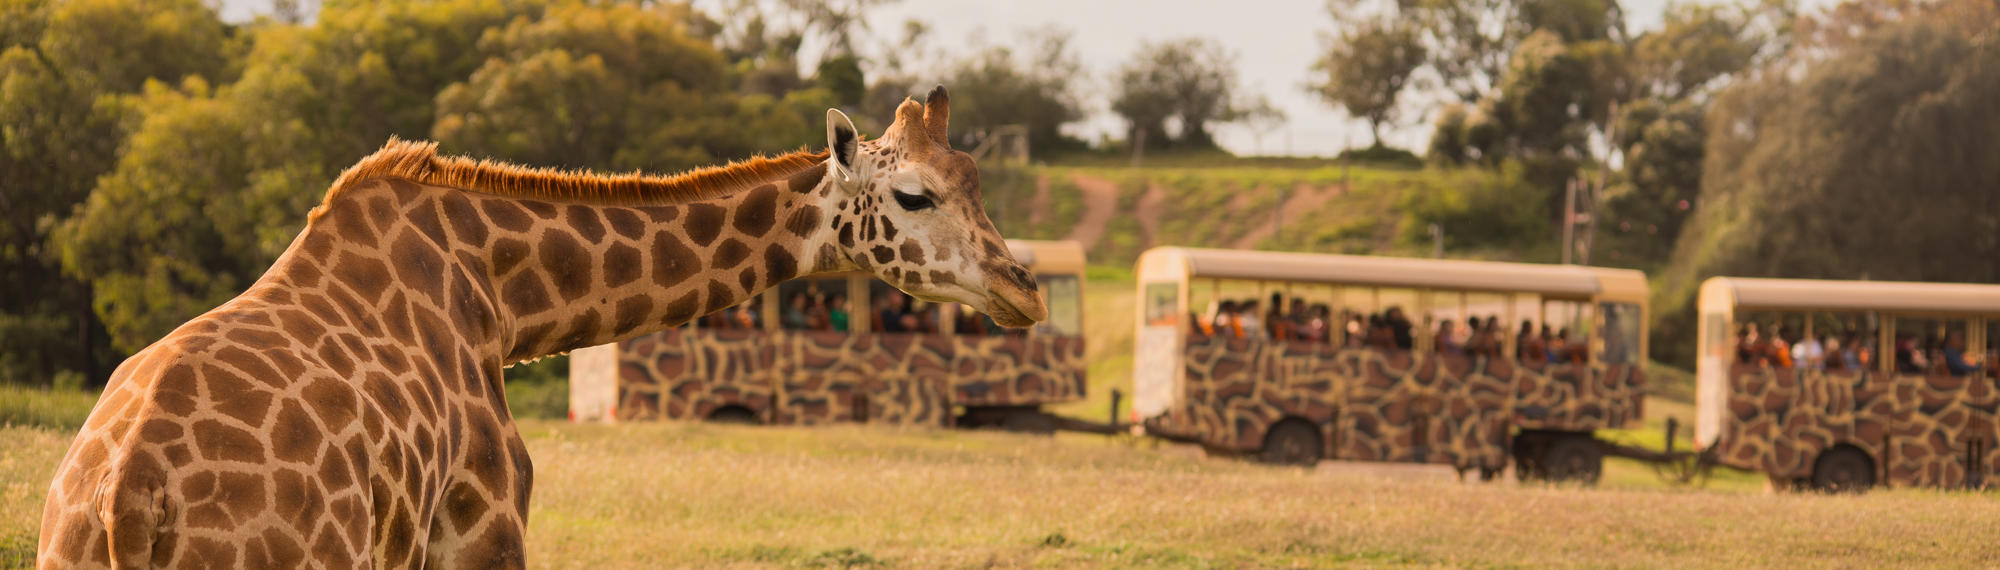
xmin=707 ymin=406 xmax=760 ymax=425
xmin=1811 ymin=447 xmax=1874 ymax=493
xmin=1541 ymin=435 xmax=1603 ymax=485
xmin=1259 ymin=420 xmax=1322 ymax=467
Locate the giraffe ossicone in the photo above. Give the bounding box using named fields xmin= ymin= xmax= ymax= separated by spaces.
xmin=38 ymin=84 xmax=1040 ymax=569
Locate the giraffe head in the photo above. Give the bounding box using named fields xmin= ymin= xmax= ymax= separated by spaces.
xmin=822 ymin=85 xmax=1047 ymax=327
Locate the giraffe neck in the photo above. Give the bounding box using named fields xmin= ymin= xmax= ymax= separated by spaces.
xmin=261 ymin=159 xmax=849 ymax=368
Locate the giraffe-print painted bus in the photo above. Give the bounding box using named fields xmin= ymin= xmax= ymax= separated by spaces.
xmin=568 ymin=240 xmax=1086 ymax=430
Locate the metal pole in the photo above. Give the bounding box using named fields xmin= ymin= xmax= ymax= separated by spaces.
xmin=1561 ymin=178 xmax=1577 ymax=265
xmin=1429 ymin=223 xmax=1443 ymax=259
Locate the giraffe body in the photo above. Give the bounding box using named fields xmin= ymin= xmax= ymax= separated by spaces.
xmin=39 ymin=87 xmax=1043 ymax=569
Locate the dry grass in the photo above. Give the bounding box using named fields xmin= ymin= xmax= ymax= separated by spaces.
xmin=4 ymin=420 xmax=1996 ymax=568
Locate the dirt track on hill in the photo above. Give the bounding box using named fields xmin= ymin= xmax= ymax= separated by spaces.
xmin=1063 ymin=174 xmax=1121 ymax=249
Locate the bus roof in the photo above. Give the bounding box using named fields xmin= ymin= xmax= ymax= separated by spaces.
xmin=1007 ymin=239 xmax=1086 ymax=275
xmin=1700 ymin=276 xmax=2000 ymax=316
xmin=1137 ymin=247 xmax=1647 ymax=302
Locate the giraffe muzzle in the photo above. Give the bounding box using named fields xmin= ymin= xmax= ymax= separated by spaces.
xmin=982 ymin=265 xmax=1047 ymax=328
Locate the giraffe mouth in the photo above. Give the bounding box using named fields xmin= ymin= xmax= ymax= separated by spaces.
xmin=983 ymin=284 xmax=1046 ymax=328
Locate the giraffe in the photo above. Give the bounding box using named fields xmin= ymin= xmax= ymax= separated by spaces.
xmin=38 ymin=85 xmax=1043 ymax=569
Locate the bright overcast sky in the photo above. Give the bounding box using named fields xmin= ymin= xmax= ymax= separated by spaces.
xmin=219 ymin=0 xmax=1836 ymax=157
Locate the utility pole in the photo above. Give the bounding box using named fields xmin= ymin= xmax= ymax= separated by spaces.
xmin=1429 ymin=223 xmax=1444 ymax=258
xmin=1561 ymin=178 xmax=1577 ymax=265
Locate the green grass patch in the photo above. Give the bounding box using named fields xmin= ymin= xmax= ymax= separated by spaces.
xmin=0 ymin=385 xmax=99 ymax=431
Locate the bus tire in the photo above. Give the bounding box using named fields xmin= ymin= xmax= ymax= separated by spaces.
xmin=1811 ymin=446 xmax=1874 ymax=493
xmin=1259 ymin=420 xmax=1322 ymax=467
xmin=707 ymin=406 xmax=761 ymax=425
xmin=1541 ymin=435 xmax=1603 ymax=485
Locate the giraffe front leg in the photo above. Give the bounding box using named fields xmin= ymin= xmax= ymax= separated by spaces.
xmin=423 ymin=414 xmax=532 ymax=570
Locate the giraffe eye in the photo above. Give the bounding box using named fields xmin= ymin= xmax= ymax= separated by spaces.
xmin=893 ymin=190 xmax=935 ymax=211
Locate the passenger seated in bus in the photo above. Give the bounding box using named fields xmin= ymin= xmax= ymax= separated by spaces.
xmin=1237 ymin=299 xmax=1265 ymax=339
xmin=1735 ymin=323 xmax=1760 ymax=364
xmin=1264 ymin=293 xmax=1287 ymax=339
xmin=1437 ymin=320 xmax=1464 ymax=356
xmin=1792 ymin=332 xmax=1826 ymax=372
xmin=1202 ymin=300 xmax=1234 ymax=338
xmin=782 ymin=291 xmax=811 ymax=330
xmin=1942 ymin=331 xmax=1979 ymax=376
xmin=1547 ymin=328 xmax=1568 ymax=364
xmin=1345 ymin=313 xmax=1365 ymax=347
xmin=1767 ymin=324 xmax=1794 ymax=368
xmin=877 ymin=292 xmax=913 ymax=333
xmin=827 ymin=293 xmax=850 ymax=331
xmin=1384 ymin=306 xmax=1413 ymax=350
xmin=1894 ymin=333 xmax=1927 ymax=373
xmin=1516 ymin=320 xmax=1540 ymax=362
xmin=1831 ymin=330 xmax=1862 ymax=371
xmin=1305 ymin=304 xmax=1332 ymax=343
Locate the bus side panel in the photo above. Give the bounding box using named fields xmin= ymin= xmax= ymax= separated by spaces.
xmin=1509 ymin=361 xmax=1644 ymax=432
xmin=950 ymin=335 xmax=1087 ymax=408
xmin=1159 ymin=334 xmax=1330 ymax=453
xmin=1707 ymin=364 xmax=2000 ymax=488
xmin=1339 ymin=350 xmax=1511 ymax=470
xmin=615 ymin=328 xmax=779 ymax=421
xmin=777 ymin=331 xmax=954 ymax=426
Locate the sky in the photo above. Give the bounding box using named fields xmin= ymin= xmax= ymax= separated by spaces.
xmin=217 ymin=0 xmax=1837 ymax=157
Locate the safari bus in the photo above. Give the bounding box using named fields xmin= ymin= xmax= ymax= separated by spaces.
xmin=1131 ymin=247 xmax=1648 ymax=482
xmin=568 ymin=240 xmax=1087 ymax=430
xmin=1695 ymin=277 xmax=2000 ymax=492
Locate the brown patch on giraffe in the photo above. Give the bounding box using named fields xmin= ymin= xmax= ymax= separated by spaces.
xmin=764 ymin=247 xmax=798 ymax=283
xmin=562 ymin=309 xmax=602 ymax=349
xmin=734 ymin=184 xmax=780 ymax=236
xmin=664 ymin=288 xmax=704 ymax=324
xmin=899 ymin=239 xmax=925 ymax=263
xmin=784 ymin=204 xmax=821 ymax=238
xmin=871 ymin=245 xmax=895 ymax=265
xmin=704 ymin=280 xmax=736 ymax=314
xmin=405 ymin=198 xmax=451 ymax=250
xmin=289 ymin=258 xmax=324 ymax=288
xmin=270 ymin=400 xmax=324 ymax=464
xmin=513 ymin=323 xmax=557 ymax=360
xmin=203 ymin=363 xmax=273 ymax=426
xmin=604 ymin=207 xmax=646 ymax=240
xmin=191 ymin=419 xmax=266 ymax=463
xmin=928 ymin=271 xmax=957 ymax=286
xmin=787 ymin=162 xmax=828 ymax=194
xmin=537 ymin=230 xmax=593 ymax=301
xmin=683 ymin=203 xmax=726 ymax=246
xmin=518 ymin=200 xmax=559 ymax=219
xmin=390 ymin=232 xmax=447 ymax=304
xmin=614 ymin=296 xmax=653 ymax=333
xmin=838 ymin=221 xmax=855 ymax=247
xmin=439 ymin=192 xmax=489 ymax=247
xmin=214 ymin=345 xmax=284 ymax=387
xmin=566 ymin=205 xmax=606 ymax=244
xmin=491 ymin=237 xmax=531 ymax=277
xmin=713 ymin=238 xmax=751 ymax=269
xmin=499 ymin=272 xmax=554 ymax=316
xmin=737 ymin=267 xmax=758 ymax=293
xmin=331 ymin=252 xmax=393 ymax=303
xmin=815 ymin=243 xmax=844 ymax=272
xmin=324 ymin=198 xmax=378 ymax=248
xmin=934 ymin=246 xmax=950 ymax=262
xmin=649 ymin=233 xmax=698 ymax=288
xmin=479 ymin=199 xmax=534 ymax=233
xmin=604 ymin=243 xmax=642 ymax=287
xmin=881 ymin=216 xmax=898 ymax=241
xmin=382 ymin=293 xmax=416 ymax=345
xmin=636 ymin=205 xmax=678 ymax=223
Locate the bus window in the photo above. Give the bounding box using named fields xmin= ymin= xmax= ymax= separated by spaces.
xmin=1542 ymin=299 xmax=1591 ymax=364
xmin=1376 ymin=288 xmax=1418 ymax=351
xmin=1465 ymin=292 xmax=1509 ymax=358
xmin=1897 ymin=318 xmax=1976 ymax=376
xmin=1143 ymin=281 xmax=1180 ymax=329
xmin=869 ymin=280 xmax=945 ymax=334
xmin=776 ymin=278 xmax=850 ymax=332
xmin=1598 ymin=302 xmax=1641 ymax=365
xmin=1426 ymin=290 xmax=1469 ymax=356
xmin=1511 ymin=293 xmax=1543 ymax=362
xmin=1034 ymin=274 xmax=1083 ymax=337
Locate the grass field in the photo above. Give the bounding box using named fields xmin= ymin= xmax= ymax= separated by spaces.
xmin=5 ymin=420 xmax=1997 ymax=568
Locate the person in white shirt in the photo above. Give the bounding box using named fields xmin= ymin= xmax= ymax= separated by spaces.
xmin=1793 ymin=333 xmax=1827 ymax=372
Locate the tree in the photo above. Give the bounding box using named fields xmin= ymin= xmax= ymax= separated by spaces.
xmin=0 ymin=0 xmax=235 ymax=385
xmin=938 ymin=29 xmax=1088 ymax=152
xmin=1110 ymin=38 xmax=1242 ymax=150
xmin=1651 ymin=2 xmax=2000 ymax=364
xmin=1310 ymin=17 xmax=1426 ymax=147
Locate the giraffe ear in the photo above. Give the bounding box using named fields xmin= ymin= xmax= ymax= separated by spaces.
xmin=825 ymin=108 xmax=859 ymax=190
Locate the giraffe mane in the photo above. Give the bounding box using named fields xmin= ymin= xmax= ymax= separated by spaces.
xmin=320 ymin=137 xmax=832 ymax=211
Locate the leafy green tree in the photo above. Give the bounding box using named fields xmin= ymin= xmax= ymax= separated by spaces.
xmin=1652 ymin=2 xmax=2000 ymax=364
xmin=0 ymin=0 xmax=235 ymax=385
xmin=1310 ymin=16 xmax=1426 ymax=147
xmin=938 ymin=29 xmax=1087 ymax=152
xmin=1110 ymin=37 xmax=1242 ymax=150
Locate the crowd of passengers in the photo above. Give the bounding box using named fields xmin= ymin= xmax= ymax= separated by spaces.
xmin=697 ymin=289 xmax=1023 ymax=336
xmin=1190 ymin=292 xmax=1592 ymax=363
xmin=1733 ymin=322 xmax=1986 ymax=376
